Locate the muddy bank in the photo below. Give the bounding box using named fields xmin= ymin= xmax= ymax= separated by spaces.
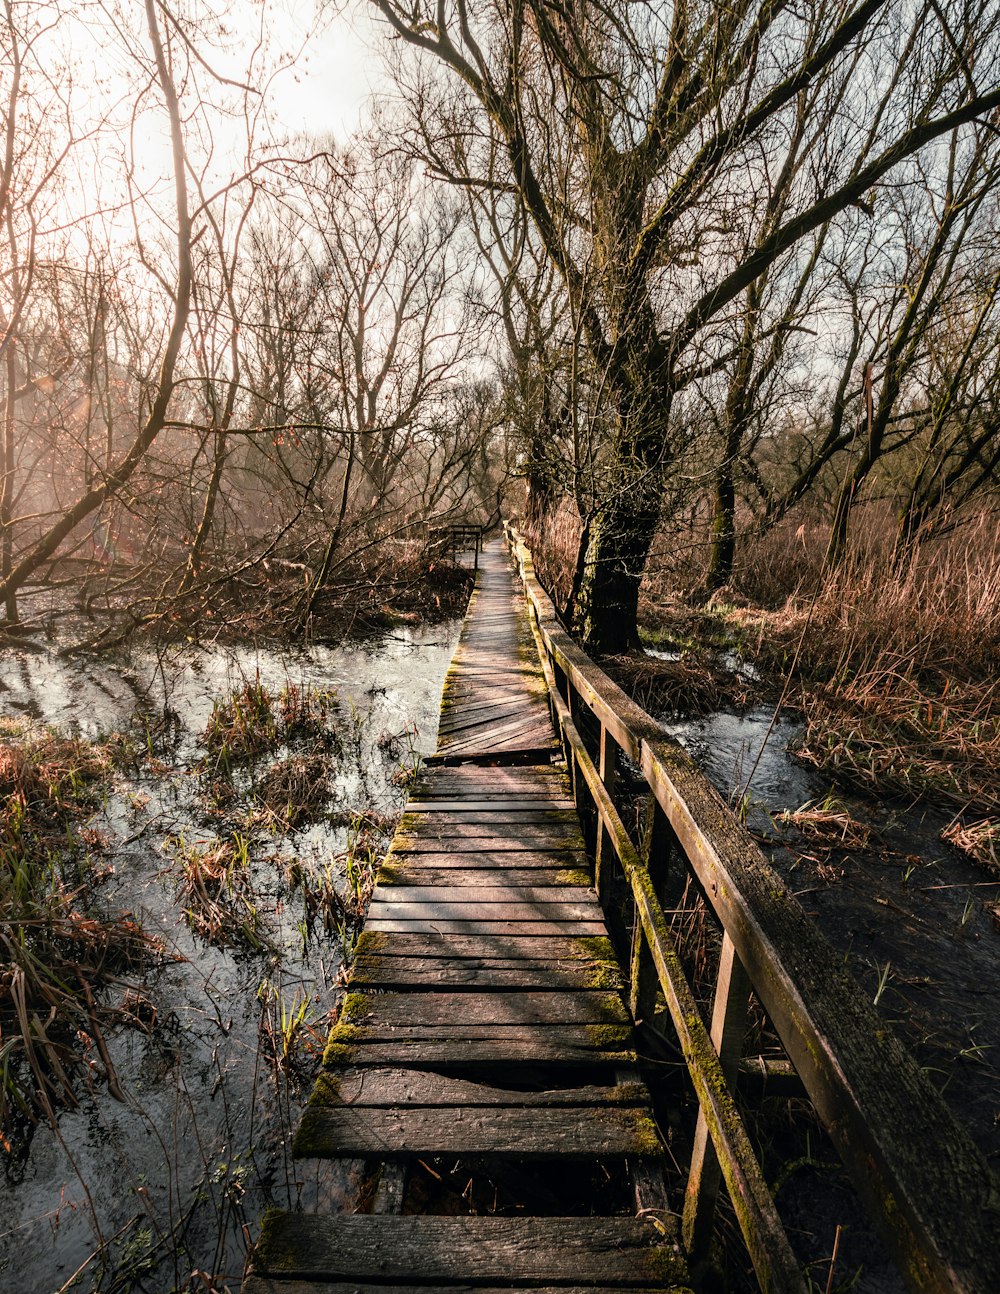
xmin=3 ymin=552 xmax=475 ymax=654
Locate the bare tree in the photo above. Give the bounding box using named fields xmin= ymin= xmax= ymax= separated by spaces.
xmin=0 ymin=0 xmax=192 ymax=619
xmin=372 ymin=0 xmax=1000 ymax=649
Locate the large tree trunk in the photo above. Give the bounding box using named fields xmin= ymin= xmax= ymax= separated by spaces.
xmin=572 ymin=320 xmax=674 ymax=653
xmin=574 ymin=498 xmax=657 ymax=654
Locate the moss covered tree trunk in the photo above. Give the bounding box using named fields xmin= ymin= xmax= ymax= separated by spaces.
xmin=574 ymin=353 xmax=672 ymax=654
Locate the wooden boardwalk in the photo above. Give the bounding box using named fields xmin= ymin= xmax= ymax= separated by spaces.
xmin=245 ymin=542 xmax=690 ymax=1293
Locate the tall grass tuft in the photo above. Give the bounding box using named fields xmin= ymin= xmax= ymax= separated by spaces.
xmin=748 ymin=515 xmax=1000 ymax=811
xmin=0 ymin=719 xmax=158 ymax=1150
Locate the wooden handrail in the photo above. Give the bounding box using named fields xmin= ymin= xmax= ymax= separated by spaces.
xmin=505 ymin=522 xmax=1000 ymax=1294
xmin=430 ymin=523 xmax=485 ymax=570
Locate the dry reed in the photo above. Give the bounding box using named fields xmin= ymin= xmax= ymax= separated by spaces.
xmin=941 ymin=819 xmax=1000 ymax=877
xmin=0 ymin=719 xmax=159 ymax=1148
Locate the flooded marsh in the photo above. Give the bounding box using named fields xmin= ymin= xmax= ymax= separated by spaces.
xmin=0 ymin=625 xmax=459 ymax=1294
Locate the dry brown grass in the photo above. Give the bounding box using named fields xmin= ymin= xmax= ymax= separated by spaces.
xmin=603 ymin=652 xmax=745 ymax=717
xmin=0 ymin=718 xmax=111 ymax=824
xmin=775 ymin=802 xmax=872 ymax=849
xmin=523 ymin=500 xmax=583 ymax=615
xmin=165 ymin=832 xmax=266 ymax=950
xmin=714 ymin=510 xmax=1000 ymax=813
xmin=0 ymin=720 xmax=159 ymax=1148
xmin=256 ymin=753 xmax=334 ymax=827
xmin=941 ymin=819 xmax=1000 ymax=877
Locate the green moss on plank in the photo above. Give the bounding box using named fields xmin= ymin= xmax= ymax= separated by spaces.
xmin=292 ymin=1104 xmax=328 ymax=1158
xmin=252 ymin=1209 xmax=296 ymax=1272
xmin=341 ymin=993 xmax=373 ymax=1024
xmin=575 ymin=935 xmax=616 ymax=959
xmin=586 ymin=961 xmax=625 ymax=991
xmin=353 ymin=929 xmax=388 ymax=957
xmin=306 ymin=1071 xmax=341 ymax=1105
xmin=321 ymin=1020 xmax=361 ymax=1066
xmin=585 ymin=1022 xmax=633 ymax=1050
xmin=633 ymin=1111 xmax=667 ymax=1159
xmin=321 ymin=1039 xmax=355 ymax=1066
xmin=555 ymin=867 xmax=592 ymax=887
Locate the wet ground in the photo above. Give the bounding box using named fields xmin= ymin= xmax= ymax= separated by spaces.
xmin=0 ymin=625 xmax=460 ymax=1294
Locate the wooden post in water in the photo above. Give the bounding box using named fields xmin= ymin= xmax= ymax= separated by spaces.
xmin=683 ymin=932 xmax=752 ymax=1255
xmin=594 ymin=725 xmax=618 ymax=902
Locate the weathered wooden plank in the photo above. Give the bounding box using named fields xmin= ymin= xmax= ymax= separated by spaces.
xmin=367 ymin=899 xmax=601 ymax=922
xmin=251 ymin=1214 xmax=686 ymax=1286
xmin=304 ymin=1068 xmax=647 ymax=1109
xmin=393 ymin=829 xmax=584 ymax=848
xmin=392 ymin=833 xmax=583 ymax=852
xmin=437 ymin=724 xmax=556 ymax=746
xmin=404 ymin=799 xmax=576 ymax=812
xmin=349 ymin=956 xmax=622 ymax=991
xmin=438 ymin=722 xmax=556 ymax=750
xmin=438 ymin=699 xmax=535 ymax=728
xmin=293 ymin=1103 xmax=662 ymax=1159
xmin=410 ymin=790 xmax=572 ymax=804
xmin=370 ymin=884 xmax=597 ymax=904
xmin=244 ymin=1281 xmax=683 ymax=1293
xmin=439 ymin=714 xmax=558 ymax=755
xmin=385 ymin=846 xmax=582 ymax=865
xmin=341 ymin=990 xmax=628 ymax=1027
xmin=398 ymin=810 xmax=581 ymax=829
xmin=353 ymin=930 xmax=615 ymax=962
xmin=412 ymin=770 xmax=569 ymax=791
xmin=329 ymin=1023 xmax=632 ymax=1048
xmin=323 ymin=1029 xmax=635 ymax=1068
xmin=415 ymin=766 xmax=568 ymax=781
xmin=366 ymin=919 xmax=609 ymax=936
xmin=375 ymin=866 xmax=592 ymax=889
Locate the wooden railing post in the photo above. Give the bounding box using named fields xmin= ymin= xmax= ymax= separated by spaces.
xmin=683 ymin=932 xmax=752 ymax=1257
xmin=630 ymin=800 xmax=674 ymax=1033
xmin=593 ymin=724 xmax=618 ymax=902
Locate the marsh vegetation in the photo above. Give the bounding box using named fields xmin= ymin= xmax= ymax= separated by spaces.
xmin=0 ymin=627 xmax=458 ymax=1292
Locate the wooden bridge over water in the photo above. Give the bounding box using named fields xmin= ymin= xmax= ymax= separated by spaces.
xmin=245 ymin=536 xmax=1000 ymax=1294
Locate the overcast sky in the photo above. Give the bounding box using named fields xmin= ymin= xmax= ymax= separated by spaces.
xmin=264 ymin=2 xmax=381 ymax=140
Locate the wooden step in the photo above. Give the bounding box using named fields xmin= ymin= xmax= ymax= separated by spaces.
xmin=372 ymin=879 xmax=597 ymax=900
xmin=339 ymin=990 xmax=629 ymax=1028
xmin=368 ymin=898 xmax=602 ymax=923
xmin=294 ymin=1101 xmax=662 ymax=1160
xmin=248 ymin=1215 xmax=689 ymax=1288
xmin=404 ymin=799 xmax=577 ymax=811
xmin=246 ymin=1284 xmax=686 ymax=1294
xmin=383 ymin=847 xmax=583 ymax=866
xmin=350 ymin=933 xmax=623 ymax=992
xmin=304 ymin=1067 xmax=651 ymax=1109
xmin=323 ymin=1028 xmax=635 ymax=1070
xmin=374 ymin=866 xmax=593 ymax=889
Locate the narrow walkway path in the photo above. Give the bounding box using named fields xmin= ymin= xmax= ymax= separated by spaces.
xmin=245 ymin=542 xmax=690 ymax=1293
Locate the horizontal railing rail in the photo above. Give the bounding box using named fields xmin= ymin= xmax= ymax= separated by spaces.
xmin=505 ymin=522 xmax=1000 ymax=1294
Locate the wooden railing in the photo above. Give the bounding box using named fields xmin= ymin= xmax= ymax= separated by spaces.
xmin=506 ymin=524 xmax=1000 ymax=1294
xmin=430 ymin=523 xmax=484 ymax=569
